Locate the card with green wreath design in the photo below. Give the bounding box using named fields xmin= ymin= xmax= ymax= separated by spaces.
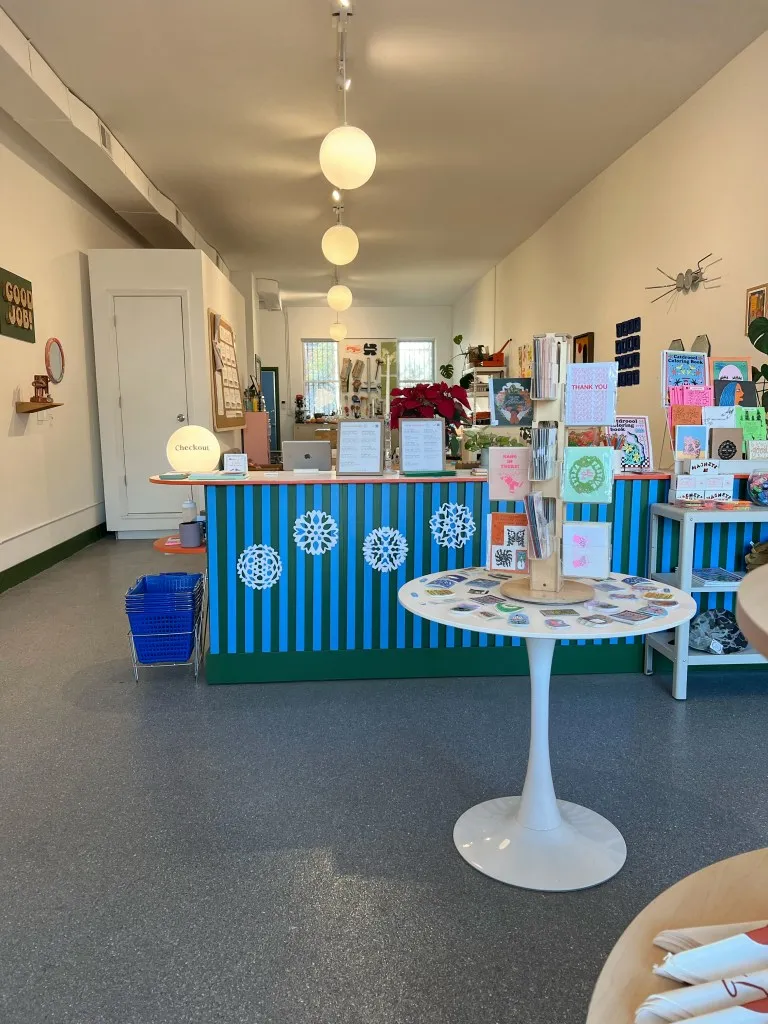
xmin=562 ymin=447 xmax=613 ymax=504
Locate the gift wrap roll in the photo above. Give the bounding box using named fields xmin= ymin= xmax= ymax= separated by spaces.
xmin=655 ymin=925 xmax=768 ymax=984
xmin=686 ymin=997 xmax=768 ymax=1023
xmin=636 ymin=970 xmax=768 ymax=1023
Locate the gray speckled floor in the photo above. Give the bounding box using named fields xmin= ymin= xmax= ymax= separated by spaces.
xmin=0 ymin=538 xmax=766 ymax=1024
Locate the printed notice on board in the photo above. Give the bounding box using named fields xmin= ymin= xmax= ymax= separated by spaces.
xmin=399 ymin=418 xmax=445 ymax=472
xmin=337 ymin=420 xmax=384 ymax=475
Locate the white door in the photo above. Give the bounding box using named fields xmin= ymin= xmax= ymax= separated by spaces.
xmin=114 ymin=295 xmax=189 ymax=515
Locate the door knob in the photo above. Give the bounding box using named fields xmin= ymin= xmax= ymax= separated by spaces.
xmin=177 ymin=413 xmax=186 ymax=422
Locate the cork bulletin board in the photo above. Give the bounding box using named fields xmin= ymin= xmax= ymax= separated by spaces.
xmin=209 ymin=310 xmax=245 ymax=431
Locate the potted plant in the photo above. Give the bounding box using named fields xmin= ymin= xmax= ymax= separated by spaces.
xmin=439 ymin=335 xmax=476 ymax=389
xmin=463 ymin=429 xmax=525 ymax=467
xmin=747 ymin=317 xmax=768 ymax=410
xmin=389 ymin=382 xmax=471 ymax=439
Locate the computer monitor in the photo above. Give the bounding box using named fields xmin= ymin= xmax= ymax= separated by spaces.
xmin=282 ymin=440 xmax=332 ymax=472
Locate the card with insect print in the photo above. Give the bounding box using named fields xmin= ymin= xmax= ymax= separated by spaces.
xmin=561 ymin=522 xmax=611 ymax=579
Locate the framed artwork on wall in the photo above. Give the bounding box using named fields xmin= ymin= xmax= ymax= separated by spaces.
xmin=746 ymin=284 xmax=767 ymax=333
xmin=572 ymin=332 xmax=594 ymax=364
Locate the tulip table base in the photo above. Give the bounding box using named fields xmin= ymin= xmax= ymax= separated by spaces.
xmin=453 ymin=635 xmax=626 ymax=891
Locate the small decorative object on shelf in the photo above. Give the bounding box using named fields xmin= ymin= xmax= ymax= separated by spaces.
xmin=31 ymin=374 xmax=52 ymax=404
xmin=747 ymin=471 xmax=768 ymax=506
xmin=294 ymin=394 xmax=306 ymax=423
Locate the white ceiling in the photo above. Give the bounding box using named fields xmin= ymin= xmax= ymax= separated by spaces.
xmin=5 ymin=0 xmax=768 ymax=305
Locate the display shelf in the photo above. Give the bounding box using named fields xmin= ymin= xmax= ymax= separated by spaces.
xmin=15 ymin=401 xmax=63 ymax=414
xmin=650 ymin=570 xmax=743 ymax=593
xmin=646 ymin=630 xmax=765 ymax=667
xmin=645 ymin=502 xmax=768 ymax=699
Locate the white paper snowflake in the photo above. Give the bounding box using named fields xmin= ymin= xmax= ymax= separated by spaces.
xmin=363 ymin=526 xmax=408 ymax=573
xmin=236 ymin=544 xmax=283 ymax=590
xmin=293 ymin=509 xmax=339 ymax=556
xmin=429 ymin=502 xmax=477 ymax=549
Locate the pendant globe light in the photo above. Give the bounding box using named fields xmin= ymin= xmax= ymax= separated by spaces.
xmin=327 ymin=283 xmax=353 ymax=311
xmin=329 ymin=321 xmax=347 ymax=342
xmin=322 ymin=223 xmax=359 ymax=266
xmin=320 ymin=125 xmax=376 ymax=190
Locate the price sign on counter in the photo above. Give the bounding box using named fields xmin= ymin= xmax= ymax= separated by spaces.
xmin=399 ymin=418 xmax=446 ymax=473
xmin=337 ymin=419 xmax=385 ymax=475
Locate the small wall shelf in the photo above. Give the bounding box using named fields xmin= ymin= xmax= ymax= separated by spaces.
xmin=15 ymin=401 xmax=63 ymax=414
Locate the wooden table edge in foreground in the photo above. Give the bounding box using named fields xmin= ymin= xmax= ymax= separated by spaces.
xmin=737 ymin=563 xmax=768 ymax=658
xmin=586 ymin=848 xmax=768 ymax=1024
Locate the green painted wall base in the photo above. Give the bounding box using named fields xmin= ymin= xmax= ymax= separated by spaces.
xmin=0 ymin=523 xmax=107 ymax=595
xmin=205 ymin=643 xmax=644 ymax=684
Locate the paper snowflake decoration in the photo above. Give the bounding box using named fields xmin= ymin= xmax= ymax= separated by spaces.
xmin=293 ymin=509 xmax=339 ymax=556
xmin=236 ymin=544 xmax=282 ymax=590
xmin=429 ymin=502 xmax=476 ymax=549
xmin=363 ymin=526 xmax=408 ymax=573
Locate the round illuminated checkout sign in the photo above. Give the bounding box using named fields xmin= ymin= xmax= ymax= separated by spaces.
xmin=166 ymin=425 xmax=221 ymax=474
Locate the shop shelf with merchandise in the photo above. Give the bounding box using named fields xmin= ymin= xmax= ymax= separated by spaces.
xmin=644 ymin=502 xmax=768 ymax=699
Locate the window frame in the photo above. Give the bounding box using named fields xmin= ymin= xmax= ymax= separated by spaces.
xmin=302 ymin=338 xmax=341 ymax=417
xmin=396 ymin=338 xmax=435 ymax=388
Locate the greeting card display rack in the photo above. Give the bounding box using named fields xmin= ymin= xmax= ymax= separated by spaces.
xmin=499 ymin=334 xmax=596 ymax=605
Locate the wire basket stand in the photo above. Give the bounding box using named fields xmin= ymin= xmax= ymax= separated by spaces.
xmin=126 ymin=573 xmax=208 ymax=682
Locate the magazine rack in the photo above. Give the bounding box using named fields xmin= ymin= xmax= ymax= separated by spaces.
xmin=500 ymin=335 xmax=595 ymax=605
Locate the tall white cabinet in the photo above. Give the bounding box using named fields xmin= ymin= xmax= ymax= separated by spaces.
xmin=88 ymin=249 xmax=247 ymax=537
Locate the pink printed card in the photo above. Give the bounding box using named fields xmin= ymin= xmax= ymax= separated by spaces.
xmin=561 ymin=522 xmax=612 ymax=579
xmin=488 ymin=447 xmax=531 ymax=502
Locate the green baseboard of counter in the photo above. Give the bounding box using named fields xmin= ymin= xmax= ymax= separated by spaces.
xmin=0 ymin=523 xmax=107 ymax=595
xmin=204 ymin=643 xmax=644 ymax=684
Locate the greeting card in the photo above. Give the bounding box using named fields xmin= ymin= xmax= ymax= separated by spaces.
xmin=674 ymin=424 xmax=709 ymax=460
xmin=564 ymin=362 xmax=618 ymax=426
xmin=735 ymin=406 xmax=767 ymax=443
xmin=485 ymin=512 xmax=529 ymax=574
xmin=702 ymin=406 xmax=737 ymax=428
xmin=489 ymin=378 xmax=533 ymax=426
xmin=488 ymin=447 xmax=531 ymax=501
xmin=711 ymin=358 xmax=751 ymax=382
xmin=561 ymin=522 xmax=612 ymax=579
xmin=562 ymin=446 xmax=613 ymax=503
xmin=714 ymin=379 xmax=758 ymax=407
xmin=670 ymin=405 xmax=702 ymax=429
xmin=748 ymin=439 xmax=768 ymax=459
xmin=710 ymin=427 xmax=744 ymax=460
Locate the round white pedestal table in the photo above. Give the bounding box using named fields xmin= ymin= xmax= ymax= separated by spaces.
xmin=737 ymin=563 xmax=768 ymax=658
xmin=398 ymin=570 xmax=696 ymax=892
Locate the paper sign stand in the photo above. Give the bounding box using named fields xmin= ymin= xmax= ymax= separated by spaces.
xmin=499 ymin=336 xmax=595 ymax=605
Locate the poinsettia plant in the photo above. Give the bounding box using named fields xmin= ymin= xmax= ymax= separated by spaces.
xmin=389 ymin=381 xmax=471 ymax=430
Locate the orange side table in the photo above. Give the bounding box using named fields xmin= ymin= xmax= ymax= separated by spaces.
xmin=153 ymin=535 xmax=207 ymax=556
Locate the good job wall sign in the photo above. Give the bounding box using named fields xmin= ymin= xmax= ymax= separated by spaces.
xmin=0 ymin=267 xmax=35 ymax=342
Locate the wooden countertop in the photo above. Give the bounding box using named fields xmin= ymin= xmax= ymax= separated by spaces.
xmin=151 ymin=471 xmax=673 ymax=487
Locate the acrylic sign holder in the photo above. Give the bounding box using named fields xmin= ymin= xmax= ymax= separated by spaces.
xmin=499 ymin=335 xmax=595 ymax=605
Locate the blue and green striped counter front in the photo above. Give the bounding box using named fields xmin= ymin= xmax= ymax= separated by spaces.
xmin=203 ymin=473 xmax=671 ymax=684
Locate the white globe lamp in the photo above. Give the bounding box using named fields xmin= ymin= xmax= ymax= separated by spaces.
xmin=327 ymin=284 xmax=353 ymax=311
xmin=321 ymin=224 xmax=359 ymax=266
xmin=166 ymin=425 xmax=221 ymax=474
xmin=319 ymin=125 xmax=376 ymax=190
xmin=329 ymin=322 xmax=348 ymax=342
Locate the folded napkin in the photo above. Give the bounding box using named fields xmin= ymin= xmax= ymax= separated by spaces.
xmin=655 ymin=925 xmax=768 ymax=984
xmin=684 ymin=998 xmax=768 ymax=1022
xmin=655 ymin=924 xmax=768 ymax=956
xmin=636 ymin=970 xmax=768 ymax=1023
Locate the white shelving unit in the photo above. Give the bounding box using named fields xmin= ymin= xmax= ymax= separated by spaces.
xmin=470 ymin=365 xmax=506 ymax=425
xmin=644 ymin=503 xmax=768 ymax=699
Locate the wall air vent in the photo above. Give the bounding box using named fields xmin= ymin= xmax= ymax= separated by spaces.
xmin=98 ymin=121 xmax=112 ymax=155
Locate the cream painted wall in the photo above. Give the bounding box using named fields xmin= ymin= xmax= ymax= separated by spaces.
xmin=452 ymin=32 xmax=768 ymax=462
xmin=257 ymin=305 xmax=453 ymax=440
xmin=0 ymin=112 xmax=141 ymax=572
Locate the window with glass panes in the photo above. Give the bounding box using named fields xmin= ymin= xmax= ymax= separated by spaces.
xmin=302 ymin=340 xmax=340 ymax=416
xmin=397 ymin=340 xmax=434 ymax=386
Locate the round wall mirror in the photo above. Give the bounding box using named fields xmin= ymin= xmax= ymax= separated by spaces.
xmin=45 ymin=338 xmax=65 ymax=384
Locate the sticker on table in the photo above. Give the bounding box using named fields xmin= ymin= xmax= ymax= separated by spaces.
xmin=541 ymin=607 xmax=579 ymax=616
xmin=450 ymin=602 xmax=479 ymax=613
xmin=468 ymin=578 xmax=501 ymax=589
xmin=478 ymin=610 xmax=501 ymax=620
xmin=497 ymin=602 xmax=523 ymax=613
xmin=544 ymin=618 xmax=571 ymax=628
xmin=595 ymin=583 xmax=624 ymax=593
xmin=641 ymin=591 xmax=677 ymax=604
xmin=646 ymin=598 xmax=678 ymax=607
xmin=622 ymin=576 xmax=653 ymax=587
xmin=425 ymin=588 xmax=454 ymax=597
xmin=507 ymin=612 xmax=529 ymax=625
xmin=473 ymin=594 xmax=504 ymax=605
xmin=578 ymin=614 xmax=612 ymax=626
xmin=642 ymin=604 xmax=668 ymax=617
xmin=432 ymin=574 xmax=468 ymax=587
xmin=611 ymin=608 xmax=653 ymax=622
xmin=586 ymin=600 xmax=618 ymax=611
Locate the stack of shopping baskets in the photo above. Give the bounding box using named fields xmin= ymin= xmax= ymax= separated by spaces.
xmin=125 ymin=572 xmax=207 ymax=680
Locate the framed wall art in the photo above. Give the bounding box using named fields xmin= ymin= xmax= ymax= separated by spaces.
xmin=209 ymin=310 xmax=246 ymax=431
xmin=746 ymin=284 xmax=767 ymax=333
xmin=572 ymin=332 xmax=594 ymax=364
